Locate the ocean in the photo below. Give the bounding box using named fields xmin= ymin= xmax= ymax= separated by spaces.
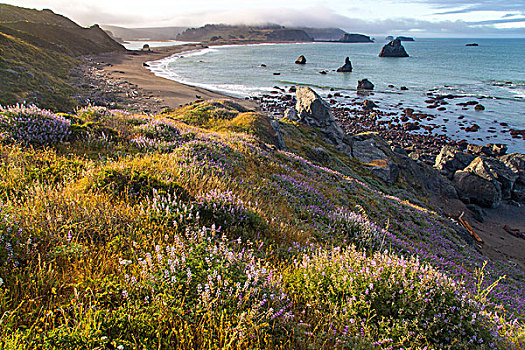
xmin=147 ymin=39 xmax=525 ymax=152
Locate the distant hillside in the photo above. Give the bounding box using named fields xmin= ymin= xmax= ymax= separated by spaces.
xmin=176 ymin=24 xmax=314 ymax=43
xmin=339 ymin=33 xmax=374 ymax=43
xmin=0 ymin=4 xmax=125 ymax=110
xmin=101 ymin=25 xmax=187 ymax=42
xmin=298 ymin=27 xmax=346 ymax=41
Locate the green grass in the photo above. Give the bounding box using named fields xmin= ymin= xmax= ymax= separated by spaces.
xmin=0 ymin=102 xmax=523 ymax=349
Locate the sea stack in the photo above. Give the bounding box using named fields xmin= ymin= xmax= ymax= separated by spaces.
xmin=295 ymin=55 xmax=307 ymax=64
xmin=337 ymin=57 xmax=353 ymax=72
xmin=379 ymin=39 xmax=409 ymax=57
xmin=357 ymin=79 xmax=374 ymax=90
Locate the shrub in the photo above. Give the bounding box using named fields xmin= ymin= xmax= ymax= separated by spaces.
xmin=283 ymin=246 xmax=500 ymax=349
xmin=90 ymin=168 xmax=186 ymax=201
xmin=0 ymin=105 xmax=70 ymax=145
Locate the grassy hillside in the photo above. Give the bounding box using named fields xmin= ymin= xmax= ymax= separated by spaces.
xmin=0 ymin=4 xmax=125 ymax=111
xmin=0 ymin=31 xmax=78 ymax=110
xmin=0 ymin=102 xmax=523 ymax=349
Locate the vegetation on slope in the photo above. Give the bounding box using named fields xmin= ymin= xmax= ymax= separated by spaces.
xmin=176 ymin=24 xmax=314 ymax=43
xmin=0 ymin=101 xmax=523 ymax=349
xmin=0 ymin=4 xmax=124 ymax=111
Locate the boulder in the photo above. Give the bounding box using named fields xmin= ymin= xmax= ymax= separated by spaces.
xmin=362 ymin=100 xmax=377 ymax=111
xmin=500 ymin=153 xmax=525 ymax=202
xmin=295 ymin=87 xmax=346 ymax=146
xmin=336 ymin=57 xmax=353 ymax=72
xmin=453 ymin=170 xmax=502 ymax=208
xmin=434 ymin=146 xmax=475 ymax=179
xmin=284 ymin=108 xmax=298 ymax=121
xmin=379 ymin=39 xmax=409 ymax=57
xmin=295 ymin=55 xmax=307 ymax=64
xmin=350 ymin=133 xmax=399 ymax=185
xmin=465 ymin=157 xmax=518 ymax=200
xmin=357 ymin=79 xmax=374 ymax=90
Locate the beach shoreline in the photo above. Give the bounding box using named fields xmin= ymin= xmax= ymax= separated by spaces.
xmin=73 ymin=44 xmax=260 ymax=114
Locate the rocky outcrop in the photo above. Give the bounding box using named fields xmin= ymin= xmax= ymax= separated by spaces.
xmin=337 ymin=57 xmax=353 ymax=72
xmin=453 ymin=170 xmax=502 ymax=208
xmin=434 ymin=146 xmax=475 ymax=179
xmin=291 ymin=87 xmax=459 ymax=194
xmin=500 ymin=153 xmax=525 ymax=202
xmin=379 ymin=39 xmax=409 ymax=57
xmin=357 ymin=79 xmax=374 ymax=90
xmin=295 ymin=55 xmax=307 ymax=64
xmin=465 ymin=157 xmax=518 ymax=200
xmin=350 ymin=133 xmax=399 ymax=185
xmin=295 ymin=87 xmax=346 ymax=147
xmin=284 ymin=107 xmax=298 ymax=121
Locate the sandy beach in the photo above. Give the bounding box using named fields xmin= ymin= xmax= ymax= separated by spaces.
xmin=80 ymin=44 xmax=259 ymax=112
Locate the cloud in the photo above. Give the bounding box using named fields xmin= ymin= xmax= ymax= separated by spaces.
xmin=468 ymin=17 xmax=525 ymax=25
xmin=413 ymin=0 xmax=525 ymax=15
xmin=146 ymin=6 xmax=525 ymax=37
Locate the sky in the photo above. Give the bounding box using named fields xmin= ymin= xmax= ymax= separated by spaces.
xmin=2 ymin=0 xmax=525 ymax=37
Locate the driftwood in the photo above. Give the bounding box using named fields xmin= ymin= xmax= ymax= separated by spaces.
xmin=458 ymin=212 xmax=484 ymax=244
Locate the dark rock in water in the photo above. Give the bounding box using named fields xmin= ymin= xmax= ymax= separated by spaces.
xmin=289 ymin=86 xmax=296 ymax=93
xmin=295 ymin=55 xmax=307 ymax=64
xmin=337 ymin=57 xmax=353 ymax=72
xmin=260 ymin=64 xmax=267 ymax=67
xmin=379 ymin=39 xmax=409 ymax=57
xmin=142 ymin=44 xmax=150 ymax=51
xmin=357 ymin=79 xmax=374 ymax=90
xmin=434 ymin=146 xmax=475 ymax=179
xmin=339 ymin=33 xmax=373 ymax=43
xmin=273 ymin=72 xmax=280 ymax=75
xmin=400 ymin=86 xmax=408 ymax=90
xmin=319 ymin=71 xmax=327 ymax=75
xmin=466 ymin=43 xmax=479 ymax=47
xmin=362 ymin=100 xmax=377 ymax=110
xmin=474 ymin=104 xmax=485 ymax=111
xmin=142 ymin=62 xmax=149 ymax=67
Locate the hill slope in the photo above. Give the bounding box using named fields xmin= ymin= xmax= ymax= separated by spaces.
xmin=0 ymin=4 xmax=125 ymax=110
xmin=176 ymin=24 xmax=314 ymax=43
xmin=0 ymin=101 xmax=523 ymax=349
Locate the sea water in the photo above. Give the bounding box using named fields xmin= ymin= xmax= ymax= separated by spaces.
xmin=147 ymin=39 xmax=525 ymax=152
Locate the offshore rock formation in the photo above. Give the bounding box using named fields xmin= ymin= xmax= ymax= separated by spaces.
xmin=339 ymin=33 xmax=373 ymax=43
xmin=379 ymin=39 xmax=409 ymax=57
xmin=336 ymin=57 xmax=353 ymax=72
xmin=295 ymin=55 xmax=307 ymax=64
